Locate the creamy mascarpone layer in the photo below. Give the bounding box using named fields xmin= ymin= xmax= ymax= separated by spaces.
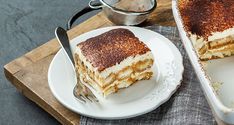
xmin=75 ymin=47 xmax=154 ymax=78
xmin=79 ymin=68 xmax=153 ymax=97
xmin=190 ymin=27 xmax=234 ymax=50
xmin=189 ymin=27 xmax=234 ymax=60
xmin=200 ymin=44 xmax=234 ymax=59
xmin=209 ymin=27 xmax=234 ymax=41
xmin=190 ymin=34 xmax=206 ymax=51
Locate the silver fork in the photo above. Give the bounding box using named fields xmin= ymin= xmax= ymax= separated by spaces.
xmin=55 ymin=27 xmax=98 ymax=103
xmin=73 ymin=75 xmax=98 ymax=102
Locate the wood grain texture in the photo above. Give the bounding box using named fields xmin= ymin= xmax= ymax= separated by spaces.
xmin=4 ymin=0 xmax=175 ymax=124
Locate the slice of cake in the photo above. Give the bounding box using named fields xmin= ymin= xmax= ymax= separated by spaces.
xmin=178 ymin=0 xmax=234 ymax=60
xmin=74 ymin=28 xmax=154 ymax=97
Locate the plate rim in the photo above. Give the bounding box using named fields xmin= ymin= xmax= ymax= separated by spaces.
xmin=48 ymin=26 xmax=184 ymax=120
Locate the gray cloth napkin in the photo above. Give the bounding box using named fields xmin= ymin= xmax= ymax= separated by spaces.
xmin=80 ymin=26 xmax=216 ymax=125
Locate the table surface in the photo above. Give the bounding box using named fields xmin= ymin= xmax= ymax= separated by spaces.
xmin=0 ymin=0 xmax=99 ymax=124
xmin=0 ymin=0 xmax=221 ymax=124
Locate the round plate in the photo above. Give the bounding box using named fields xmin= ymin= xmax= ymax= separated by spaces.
xmin=48 ymin=26 xmax=184 ymax=119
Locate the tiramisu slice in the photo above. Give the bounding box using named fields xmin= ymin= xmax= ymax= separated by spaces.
xmin=178 ymin=0 xmax=234 ymax=60
xmin=74 ymin=28 xmax=154 ymax=97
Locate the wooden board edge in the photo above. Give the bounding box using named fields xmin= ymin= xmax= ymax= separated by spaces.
xmin=4 ymin=67 xmax=79 ymax=125
xmin=3 ymin=40 xmax=59 ymax=75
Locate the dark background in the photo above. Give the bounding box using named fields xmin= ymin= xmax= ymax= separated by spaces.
xmin=0 ymin=0 xmax=98 ymax=124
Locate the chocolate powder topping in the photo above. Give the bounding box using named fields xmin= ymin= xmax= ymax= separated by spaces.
xmin=178 ymin=0 xmax=234 ymax=40
xmin=77 ymin=28 xmax=150 ymax=71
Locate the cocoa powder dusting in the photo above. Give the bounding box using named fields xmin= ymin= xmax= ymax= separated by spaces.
xmin=77 ymin=28 xmax=150 ymax=71
xmin=178 ymin=0 xmax=234 ymax=40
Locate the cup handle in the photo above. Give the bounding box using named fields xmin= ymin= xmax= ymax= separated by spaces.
xmin=67 ymin=2 xmax=102 ymax=30
xmin=89 ymin=0 xmax=104 ymax=9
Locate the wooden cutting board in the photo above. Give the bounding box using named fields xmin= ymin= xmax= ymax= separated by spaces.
xmin=3 ymin=0 xmax=175 ymax=124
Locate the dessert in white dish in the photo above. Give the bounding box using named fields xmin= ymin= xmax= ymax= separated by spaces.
xmin=178 ymin=0 xmax=234 ymax=60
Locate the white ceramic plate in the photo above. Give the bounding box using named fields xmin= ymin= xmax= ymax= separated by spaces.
xmin=48 ymin=26 xmax=184 ymax=119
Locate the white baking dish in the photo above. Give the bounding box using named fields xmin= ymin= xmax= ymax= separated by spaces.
xmin=172 ymin=0 xmax=234 ymax=124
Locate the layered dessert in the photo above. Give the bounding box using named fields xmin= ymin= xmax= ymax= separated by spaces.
xmin=178 ymin=0 xmax=234 ymax=60
xmin=74 ymin=28 xmax=154 ymax=97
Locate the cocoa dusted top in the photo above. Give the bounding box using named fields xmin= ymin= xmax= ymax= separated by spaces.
xmin=77 ymin=28 xmax=151 ymax=71
xmin=178 ymin=0 xmax=234 ymax=40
